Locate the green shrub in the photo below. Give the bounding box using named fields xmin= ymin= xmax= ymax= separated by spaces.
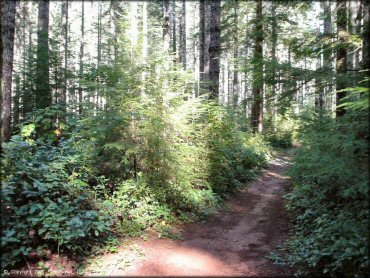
xmin=264 ymin=110 xmax=297 ymax=148
xmin=1 ymin=134 xmax=114 ymax=269
xmin=205 ymin=103 xmax=271 ymax=197
xmin=277 ymin=89 xmax=369 ymax=276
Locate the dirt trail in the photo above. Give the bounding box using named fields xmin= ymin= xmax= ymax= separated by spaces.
xmin=85 ymin=154 xmax=293 ymax=276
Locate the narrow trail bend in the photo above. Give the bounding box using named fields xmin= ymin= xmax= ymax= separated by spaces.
xmin=85 ymin=154 xmax=294 ymax=276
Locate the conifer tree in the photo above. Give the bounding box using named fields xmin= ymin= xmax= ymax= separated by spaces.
xmin=1 ymin=0 xmax=16 ymax=141
xmin=335 ymin=0 xmax=347 ymax=117
xmin=208 ymin=0 xmax=221 ymax=99
xmin=35 ymin=0 xmax=51 ymax=111
xmin=251 ymin=0 xmax=264 ymax=132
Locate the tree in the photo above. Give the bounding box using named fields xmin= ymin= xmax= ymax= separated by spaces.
xmin=142 ymin=1 xmax=148 ymax=95
xmin=171 ymin=0 xmax=176 ymax=59
xmin=78 ymin=0 xmax=85 ymax=116
xmin=0 ymin=0 xmax=3 ymax=144
xmin=322 ymin=0 xmax=332 ymax=110
xmin=270 ymin=1 xmax=278 ymax=127
xmin=61 ymin=0 xmax=69 ymax=116
xmin=163 ymin=0 xmax=170 ymax=52
xmin=199 ymin=0 xmax=205 ymax=83
xmin=232 ymin=0 xmax=239 ymax=109
xmin=251 ymin=0 xmax=264 ymax=132
xmin=22 ymin=3 xmax=35 ymax=119
xmin=35 ymin=0 xmax=51 ymax=111
xmin=208 ymin=0 xmax=221 ymax=99
xmin=362 ymin=0 xmax=370 ymax=76
xmin=335 ymin=0 xmax=347 ymax=117
xmin=179 ymin=0 xmax=186 ymax=69
xmin=1 ymin=0 xmax=16 ymax=142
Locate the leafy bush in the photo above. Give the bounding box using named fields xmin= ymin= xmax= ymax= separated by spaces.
xmin=205 ymin=103 xmax=271 ymax=196
xmin=264 ymin=110 xmax=297 ymax=148
xmin=276 ymin=89 xmax=369 ymax=276
xmin=1 ymin=133 xmax=114 ymax=269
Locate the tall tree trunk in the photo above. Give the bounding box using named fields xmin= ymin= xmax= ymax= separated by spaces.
xmin=322 ymin=0 xmax=332 ymax=110
xmin=171 ymin=0 xmax=176 ymax=61
xmin=251 ymin=0 xmax=264 ymax=133
xmin=271 ymin=1 xmax=278 ymax=128
xmin=61 ymin=0 xmax=68 ymax=117
xmin=0 ymin=1 xmax=2 ymax=144
xmin=20 ymin=2 xmax=28 ymax=122
xmin=23 ymin=19 xmax=34 ymax=118
xmin=95 ymin=1 xmax=102 ymax=110
xmin=78 ymin=0 xmax=84 ymax=116
xmin=199 ymin=0 xmax=205 ymax=83
xmin=163 ymin=0 xmax=170 ymax=52
xmin=232 ymin=0 xmax=239 ymax=110
xmin=336 ymin=0 xmax=347 ymax=118
xmin=1 ymin=0 xmax=16 ymax=142
xmin=35 ymin=0 xmax=50 ymax=111
xmin=315 ymin=43 xmax=324 ymax=110
xmin=362 ymin=0 xmax=370 ymax=76
xmin=348 ymin=1 xmax=358 ymax=69
xmin=110 ymin=0 xmax=119 ymax=64
xmin=142 ymin=1 xmax=148 ymax=95
xmin=243 ymin=13 xmax=249 ymax=119
xmin=13 ymin=75 xmax=20 ymax=126
xmin=315 ymin=22 xmax=324 ymax=111
xmin=208 ymin=0 xmax=221 ymax=99
xmin=204 ymin=1 xmax=211 ymax=82
xmin=130 ymin=2 xmax=138 ymax=65
xmin=179 ymin=0 xmax=186 ymax=69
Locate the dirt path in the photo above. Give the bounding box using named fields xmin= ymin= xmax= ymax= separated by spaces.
xmin=85 ymin=154 xmax=293 ymax=276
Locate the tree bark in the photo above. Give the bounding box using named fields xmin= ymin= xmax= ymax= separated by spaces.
xmin=208 ymin=0 xmax=221 ymax=99
xmin=270 ymin=1 xmax=278 ymax=127
xmin=163 ymin=0 xmax=170 ymax=52
xmin=232 ymin=0 xmax=239 ymax=110
xmin=171 ymin=0 xmax=176 ymax=60
xmin=1 ymin=0 xmax=16 ymax=141
xmin=321 ymin=0 xmax=332 ymax=110
xmin=348 ymin=1 xmax=361 ymax=71
xmin=335 ymin=0 xmax=347 ymax=118
xmin=362 ymin=0 xmax=370 ymax=75
xmin=251 ymin=0 xmax=264 ymax=133
xmin=142 ymin=1 xmax=148 ymax=96
xmin=78 ymin=0 xmax=84 ymax=116
xmin=13 ymin=75 xmax=20 ymax=126
xmin=61 ymin=0 xmax=68 ymax=117
xmin=110 ymin=0 xmax=119 ymax=64
xmin=35 ymin=0 xmax=50 ymax=110
xmin=179 ymin=0 xmax=186 ymax=69
xmin=0 ymin=1 xmax=2 ymax=143
xmin=23 ymin=16 xmax=34 ymax=118
xmin=199 ymin=0 xmax=205 ymax=82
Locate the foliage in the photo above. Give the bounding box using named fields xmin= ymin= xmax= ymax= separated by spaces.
xmin=205 ymin=103 xmax=271 ymax=196
xmin=274 ymin=89 xmax=369 ymax=276
xmin=264 ymin=110 xmax=297 ymax=149
xmin=1 ymin=49 xmax=272 ymax=270
xmin=1 ymin=131 xmax=114 ymax=269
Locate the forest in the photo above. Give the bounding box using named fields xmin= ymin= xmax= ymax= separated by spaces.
xmin=0 ymin=0 xmax=369 ymax=276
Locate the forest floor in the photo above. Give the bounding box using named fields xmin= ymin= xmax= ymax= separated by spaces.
xmin=81 ymin=152 xmax=295 ymax=276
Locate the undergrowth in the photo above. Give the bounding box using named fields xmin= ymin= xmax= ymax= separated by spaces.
xmin=269 ymin=87 xmax=369 ymax=277
xmin=1 ymin=84 xmax=271 ymax=271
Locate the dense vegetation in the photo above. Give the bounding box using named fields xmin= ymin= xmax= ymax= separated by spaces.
xmin=270 ymin=88 xmax=369 ymax=276
xmin=1 ymin=98 xmax=271 ymax=269
xmin=1 ymin=0 xmax=369 ymax=276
